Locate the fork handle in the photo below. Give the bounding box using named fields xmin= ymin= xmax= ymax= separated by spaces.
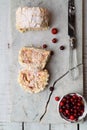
xmin=69 ymin=38 xmax=79 ymax=80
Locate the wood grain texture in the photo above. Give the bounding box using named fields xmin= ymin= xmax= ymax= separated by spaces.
xmin=24 ymin=123 xmax=49 ymax=130
xmin=0 ymin=0 xmax=11 ymax=122
xmin=51 ymin=124 xmax=77 ymax=130
xmin=80 ymin=122 xmax=87 ymax=130
xmin=0 ymin=123 xmax=22 ymax=130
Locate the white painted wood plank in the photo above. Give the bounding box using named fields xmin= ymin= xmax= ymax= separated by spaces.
xmin=0 ymin=123 xmax=22 ymax=130
xmin=51 ymin=124 xmax=77 ymax=130
xmin=0 ymin=0 xmax=12 ymax=121
xmin=24 ymin=123 xmax=49 ymax=130
xmin=80 ymin=122 xmax=87 ymax=130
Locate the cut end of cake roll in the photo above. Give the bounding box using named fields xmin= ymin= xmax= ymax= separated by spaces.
xmin=18 ymin=69 xmax=49 ymax=93
xmin=18 ymin=47 xmax=51 ymax=70
xmin=16 ymin=7 xmax=49 ymax=32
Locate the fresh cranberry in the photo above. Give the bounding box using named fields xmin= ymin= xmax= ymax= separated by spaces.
xmin=77 ymin=112 xmax=82 ymax=116
xmin=72 ymin=94 xmax=78 ymax=99
xmin=66 ymin=100 xmax=70 ymax=103
xmin=59 ymin=108 xmax=63 ymax=112
xmin=74 ymin=108 xmax=77 ymax=112
xmin=49 ymin=87 xmax=54 ymax=92
xmin=78 ymin=97 xmax=82 ymax=101
xmin=66 ymin=104 xmax=70 ymax=109
xmin=65 ymin=110 xmax=69 ymax=114
xmin=70 ymin=109 xmax=73 ymax=112
xmin=55 ymin=96 xmax=60 ymax=101
xmin=70 ymin=98 xmax=74 ymax=102
xmin=60 ymin=45 xmax=65 ymax=50
xmin=69 ymin=115 xmax=75 ymax=120
xmin=77 ymin=103 xmax=81 ymax=106
xmin=62 ymin=98 xmax=66 ymax=102
xmin=51 ymin=28 xmax=58 ymax=34
xmin=74 ymin=113 xmax=77 ymax=117
xmin=81 ymin=110 xmax=84 ymax=114
xmin=52 ymin=38 xmax=57 ymax=43
xmin=66 ymin=95 xmax=71 ymax=99
xmin=43 ymin=44 xmax=47 ymax=48
xmin=60 ymin=101 xmax=64 ymax=106
xmin=50 ymin=51 xmax=54 ymax=55
xmin=76 ymin=106 xmax=80 ymax=110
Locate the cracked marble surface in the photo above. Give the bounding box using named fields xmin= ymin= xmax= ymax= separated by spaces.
xmin=11 ymin=0 xmax=83 ymax=123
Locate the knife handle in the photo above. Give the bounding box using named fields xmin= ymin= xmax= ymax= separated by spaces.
xmin=69 ymin=38 xmax=79 ymax=80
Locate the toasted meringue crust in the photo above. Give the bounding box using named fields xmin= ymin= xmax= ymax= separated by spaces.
xmin=16 ymin=7 xmax=49 ymax=32
xmin=18 ymin=69 xmax=49 ymax=93
xmin=18 ymin=47 xmax=50 ymax=70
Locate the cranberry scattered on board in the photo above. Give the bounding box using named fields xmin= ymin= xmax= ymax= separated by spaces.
xmin=43 ymin=44 xmax=47 ymax=48
xmin=51 ymin=28 xmax=58 ymax=34
xmin=52 ymin=38 xmax=58 ymax=43
xmin=55 ymin=96 xmax=60 ymax=101
xmin=60 ymin=45 xmax=65 ymax=50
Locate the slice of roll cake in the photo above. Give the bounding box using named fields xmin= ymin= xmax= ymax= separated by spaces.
xmin=18 ymin=47 xmax=50 ymax=70
xmin=18 ymin=69 xmax=49 ymax=93
xmin=16 ymin=7 xmax=49 ymax=32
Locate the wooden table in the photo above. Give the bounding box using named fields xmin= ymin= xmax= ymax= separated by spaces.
xmin=0 ymin=0 xmax=87 ymax=129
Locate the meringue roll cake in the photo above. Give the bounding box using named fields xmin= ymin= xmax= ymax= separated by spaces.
xmin=18 ymin=69 xmax=49 ymax=93
xmin=18 ymin=47 xmax=50 ymax=70
xmin=16 ymin=7 xmax=49 ymax=32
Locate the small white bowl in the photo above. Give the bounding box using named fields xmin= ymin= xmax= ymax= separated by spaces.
xmin=57 ymin=93 xmax=87 ymax=123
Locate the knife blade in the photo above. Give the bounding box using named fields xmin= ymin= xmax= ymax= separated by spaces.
xmin=68 ymin=0 xmax=79 ymax=80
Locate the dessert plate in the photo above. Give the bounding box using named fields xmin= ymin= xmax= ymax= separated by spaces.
xmin=10 ymin=0 xmax=83 ymax=123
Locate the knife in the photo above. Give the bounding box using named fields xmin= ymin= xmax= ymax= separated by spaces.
xmin=68 ymin=0 xmax=79 ymax=80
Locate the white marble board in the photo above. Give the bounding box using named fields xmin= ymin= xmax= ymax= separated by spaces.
xmin=10 ymin=0 xmax=83 ymax=123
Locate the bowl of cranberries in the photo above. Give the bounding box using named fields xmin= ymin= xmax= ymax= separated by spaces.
xmin=58 ymin=93 xmax=87 ymax=123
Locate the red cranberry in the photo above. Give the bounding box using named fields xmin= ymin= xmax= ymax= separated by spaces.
xmin=49 ymin=87 xmax=54 ymax=92
xmin=81 ymin=110 xmax=84 ymax=114
xmin=77 ymin=106 xmax=80 ymax=110
xmin=66 ymin=104 xmax=70 ymax=109
xmin=50 ymin=51 xmax=54 ymax=55
xmin=70 ymin=98 xmax=74 ymax=102
xmin=74 ymin=113 xmax=77 ymax=117
xmin=60 ymin=101 xmax=64 ymax=106
xmin=78 ymin=97 xmax=82 ymax=101
xmin=65 ymin=110 xmax=69 ymax=114
xmin=72 ymin=94 xmax=78 ymax=99
xmin=77 ymin=103 xmax=81 ymax=106
xmin=60 ymin=46 xmax=65 ymax=50
xmin=43 ymin=44 xmax=47 ymax=48
xmin=51 ymin=28 xmax=58 ymax=34
xmin=52 ymin=38 xmax=57 ymax=43
xmin=63 ymin=112 xmax=67 ymax=116
xmin=74 ymin=109 xmax=77 ymax=113
xmin=70 ymin=109 xmax=73 ymax=112
xmin=55 ymin=96 xmax=60 ymax=101
xmin=66 ymin=100 xmax=70 ymax=103
xmin=62 ymin=98 xmax=66 ymax=102
xmin=59 ymin=108 xmax=63 ymax=113
xmin=77 ymin=112 xmax=82 ymax=116
xmin=69 ymin=115 xmax=75 ymax=120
